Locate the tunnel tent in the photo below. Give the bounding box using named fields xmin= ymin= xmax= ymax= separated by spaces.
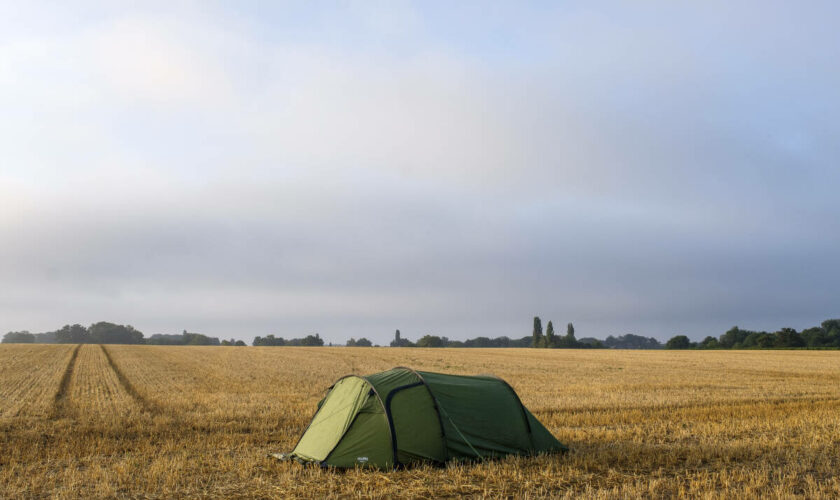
xmin=279 ymin=367 xmax=567 ymax=469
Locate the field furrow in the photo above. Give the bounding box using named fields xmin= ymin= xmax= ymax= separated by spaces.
xmin=65 ymin=345 xmax=141 ymax=421
xmin=0 ymin=344 xmax=75 ymax=419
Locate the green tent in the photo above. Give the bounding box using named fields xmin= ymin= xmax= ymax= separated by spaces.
xmin=283 ymin=367 xmax=567 ymax=469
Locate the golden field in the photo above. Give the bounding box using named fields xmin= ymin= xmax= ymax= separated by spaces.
xmin=1 ymin=345 xmax=839 ymax=499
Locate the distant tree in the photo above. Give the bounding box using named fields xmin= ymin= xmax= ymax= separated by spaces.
xmin=719 ymin=326 xmax=750 ymax=348
xmin=2 ymin=331 xmax=35 ymax=343
xmin=774 ymin=328 xmax=804 ymax=348
xmin=603 ymin=334 xmax=662 ymax=349
xmin=532 ymin=316 xmax=543 ymax=348
xmin=221 ymin=339 xmax=232 ymax=346
xmin=299 ymin=333 xmax=324 ymax=346
xmin=577 ymin=337 xmax=604 ymax=348
xmin=699 ymin=336 xmax=720 ymax=349
xmin=665 ymin=335 xmax=692 ymax=349
xmin=88 ymin=322 xmax=144 ymax=344
xmin=234 ymin=340 xmax=246 ymax=346
xmin=354 ymin=338 xmax=373 ymax=347
xmin=820 ymin=319 xmax=840 ymax=345
xmin=733 ymin=331 xmax=765 ymax=348
xmin=463 ymin=336 xmax=505 ymax=348
xmin=55 ymin=324 xmax=89 ymax=343
xmin=148 ymin=334 xmax=181 ymax=345
xmin=253 ymin=334 xmax=286 ymax=346
xmin=553 ymin=322 xmax=580 ymax=348
xmin=545 ymin=321 xmax=555 ymax=348
xmin=822 ymin=319 xmax=840 ymax=330
xmin=464 ymin=336 xmax=491 ymax=348
xmin=390 ymin=330 xmax=414 ymax=347
xmin=32 ymin=331 xmax=58 ymax=343
xmin=416 ymin=335 xmax=444 ymax=348
xmin=800 ymin=327 xmax=827 ymax=348
xmin=512 ymin=336 xmax=532 ymax=347
xmin=715 ymin=322 xmax=840 ymax=349
xmin=182 ymin=331 xmax=221 ymax=345
xmin=824 ymin=320 xmax=840 ymax=347
xmin=756 ymin=332 xmax=775 ymax=348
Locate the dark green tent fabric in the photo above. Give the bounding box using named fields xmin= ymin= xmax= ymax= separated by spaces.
xmin=286 ymin=367 xmax=567 ymax=469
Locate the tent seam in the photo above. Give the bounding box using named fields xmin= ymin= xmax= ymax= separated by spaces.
xmin=393 ymin=367 xmax=449 ymax=463
xmin=383 ymin=381 xmax=425 ymax=468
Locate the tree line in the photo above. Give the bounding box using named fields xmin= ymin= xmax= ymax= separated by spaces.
xmin=2 ymin=323 xmax=322 ymax=347
xmin=531 ymin=318 xmax=597 ymax=348
xmin=7 ymin=318 xmax=838 ymax=349
xmin=665 ymin=319 xmax=840 ymax=349
xmin=386 ymin=328 xmax=531 ymax=348
xmin=0 ymin=319 xmax=659 ymax=349
xmin=528 ymin=318 xmax=663 ymax=349
xmin=378 ymin=322 xmax=660 ymax=349
xmin=252 ymin=333 xmax=325 ymax=346
xmin=1 ymin=323 xmax=236 ymax=346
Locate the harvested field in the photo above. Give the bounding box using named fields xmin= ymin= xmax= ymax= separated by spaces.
xmin=0 ymin=344 xmax=75 ymax=419
xmin=0 ymin=345 xmax=839 ymax=498
xmin=63 ymin=345 xmax=141 ymax=422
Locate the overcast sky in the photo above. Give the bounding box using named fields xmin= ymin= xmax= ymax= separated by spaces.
xmin=1 ymin=1 xmax=838 ymax=344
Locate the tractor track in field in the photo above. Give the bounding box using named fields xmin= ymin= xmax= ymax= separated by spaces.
xmin=99 ymin=344 xmax=162 ymax=416
xmin=48 ymin=344 xmax=187 ymax=430
xmin=50 ymin=344 xmax=81 ymax=419
xmin=97 ymin=346 xmax=207 ymax=437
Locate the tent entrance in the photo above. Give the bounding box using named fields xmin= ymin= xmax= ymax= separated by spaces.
xmin=292 ymin=376 xmax=370 ymax=462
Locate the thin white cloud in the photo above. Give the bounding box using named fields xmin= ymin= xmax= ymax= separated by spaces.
xmin=88 ymin=18 xmax=235 ymax=106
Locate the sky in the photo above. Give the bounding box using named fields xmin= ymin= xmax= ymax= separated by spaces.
xmin=1 ymin=1 xmax=838 ymax=344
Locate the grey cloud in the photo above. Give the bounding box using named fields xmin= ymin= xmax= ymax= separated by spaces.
xmin=1 ymin=2 xmax=839 ymax=343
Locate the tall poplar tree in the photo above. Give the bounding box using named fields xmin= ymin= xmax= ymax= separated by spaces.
xmin=545 ymin=321 xmax=555 ymax=348
xmin=532 ymin=316 xmax=543 ymax=348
